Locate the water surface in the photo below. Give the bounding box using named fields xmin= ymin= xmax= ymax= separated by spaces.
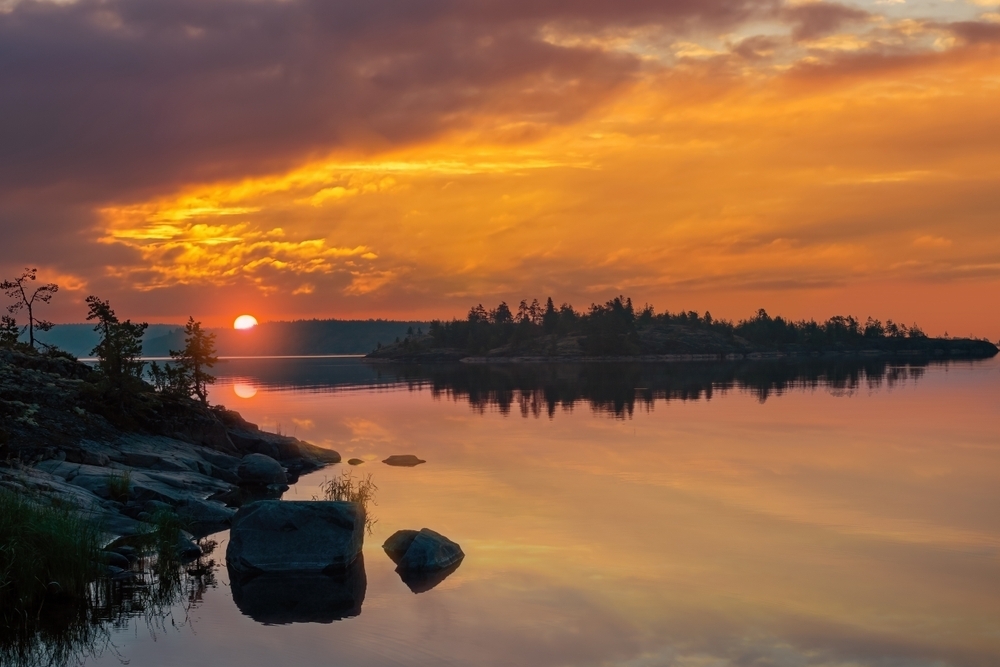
xmin=84 ymin=358 xmax=1000 ymax=666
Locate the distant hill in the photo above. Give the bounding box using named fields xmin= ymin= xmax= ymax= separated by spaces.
xmin=31 ymin=319 xmax=430 ymax=358
xmin=28 ymin=324 xmax=183 ymax=359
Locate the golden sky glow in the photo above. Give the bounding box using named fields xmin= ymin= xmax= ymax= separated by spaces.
xmin=2 ymin=0 xmax=999 ymax=333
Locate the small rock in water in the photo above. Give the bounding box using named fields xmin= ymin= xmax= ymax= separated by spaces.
xmin=382 ymin=455 xmax=426 ymax=467
xmin=382 ymin=528 xmax=464 ymax=593
xmin=348 ymin=458 xmax=365 ymax=466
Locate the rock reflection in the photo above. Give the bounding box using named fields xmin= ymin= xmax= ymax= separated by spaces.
xmin=396 ymin=560 xmax=462 ymax=594
xmin=228 ymin=556 xmax=367 ymax=624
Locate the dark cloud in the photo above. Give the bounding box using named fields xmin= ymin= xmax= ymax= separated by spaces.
xmin=0 ymin=0 xmax=776 ymax=204
xmin=781 ymin=1 xmax=870 ymax=41
xmin=945 ymin=20 xmax=1000 ymax=45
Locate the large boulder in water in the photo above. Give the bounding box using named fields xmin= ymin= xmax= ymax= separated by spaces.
xmin=226 ymin=500 xmax=364 ymax=574
xmin=237 ymin=453 xmax=287 ymax=485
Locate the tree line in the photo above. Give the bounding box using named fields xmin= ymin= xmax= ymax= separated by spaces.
xmin=426 ymin=296 xmax=932 ymax=355
xmin=1 ymin=268 xmax=218 ymax=407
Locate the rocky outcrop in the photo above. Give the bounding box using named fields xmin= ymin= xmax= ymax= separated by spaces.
xmin=0 ymin=348 xmax=343 ymax=542
xmin=226 ymin=500 xmax=365 ymax=574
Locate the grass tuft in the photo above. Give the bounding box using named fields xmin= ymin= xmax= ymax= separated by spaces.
xmin=316 ymin=471 xmax=378 ymax=535
xmin=0 ymin=488 xmax=102 ymax=611
xmin=106 ymin=470 xmax=131 ymax=503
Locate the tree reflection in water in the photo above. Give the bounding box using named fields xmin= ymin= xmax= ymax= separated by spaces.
xmin=0 ymin=537 xmax=219 ymax=667
xmin=367 ymin=358 xmax=934 ymax=418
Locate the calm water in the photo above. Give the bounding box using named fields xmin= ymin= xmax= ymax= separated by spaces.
xmin=81 ymin=358 xmax=1000 ymax=666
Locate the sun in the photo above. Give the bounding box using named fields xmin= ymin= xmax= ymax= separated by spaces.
xmin=234 ymin=314 xmax=258 ymax=330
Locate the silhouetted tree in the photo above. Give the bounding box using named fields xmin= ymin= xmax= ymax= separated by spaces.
xmin=542 ymin=297 xmax=558 ymax=334
xmin=491 ymin=302 xmax=513 ymax=325
xmin=170 ymin=317 xmax=218 ymax=405
xmin=1 ymin=268 xmax=58 ymax=349
xmin=86 ymin=296 xmax=148 ymax=393
xmin=0 ymin=315 xmax=19 ymax=348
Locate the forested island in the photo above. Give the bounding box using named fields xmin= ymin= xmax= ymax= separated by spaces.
xmin=367 ymin=296 xmax=999 ymax=362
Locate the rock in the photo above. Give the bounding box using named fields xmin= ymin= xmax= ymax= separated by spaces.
xmin=226 ymin=500 xmax=364 ymax=574
xmin=229 ymin=557 xmax=367 ymax=624
xmin=176 ymin=537 xmax=202 ymax=561
xmin=382 ymin=529 xmax=419 ymax=564
xmin=110 ymin=545 xmax=139 ymax=564
xmin=382 ymin=455 xmax=426 ymax=467
xmin=82 ymin=451 xmax=110 ymax=467
xmin=175 ymin=498 xmax=236 ymax=531
xmin=348 ymin=458 xmax=364 ymax=466
xmin=383 ymin=528 xmax=464 ymax=593
xmin=104 ymin=550 xmax=131 ymax=570
xmin=143 ymin=500 xmax=174 ymax=515
xmin=237 ymin=453 xmax=287 ymax=485
xmin=385 ymin=528 xmax=464 ymax=572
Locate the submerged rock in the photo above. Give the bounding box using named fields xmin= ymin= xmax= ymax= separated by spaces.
xmin=237 ymin=453 xmax=287 ymax=485
xmin=382 ymin=455 xmax=426 ymax=467
xmin=383 ymin=528 xmax=464 ymax=593
xmin=226 ymin=500 xmax=364 ymax=574
xmin=229 ymin=556 xmax=367 ymax=624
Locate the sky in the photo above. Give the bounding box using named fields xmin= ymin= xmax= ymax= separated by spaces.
xmin=1 ymin=0 xmax=999 ymax=335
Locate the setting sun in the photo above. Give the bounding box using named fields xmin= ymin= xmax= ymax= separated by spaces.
xmin=233 ymin=314 xmax=258 ymax=330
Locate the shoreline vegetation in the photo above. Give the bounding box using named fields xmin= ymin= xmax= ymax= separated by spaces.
xmin=366 ymin=296 xmax=999 ymax=362
xmin=0 ymin=278 xmax=342 ymax=663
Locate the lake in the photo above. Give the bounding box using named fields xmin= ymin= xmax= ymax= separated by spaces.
xmin=76 ymin=357 xmax=1000 ymax=666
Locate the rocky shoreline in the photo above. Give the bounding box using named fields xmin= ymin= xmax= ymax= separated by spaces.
xmin=0 ymin=348 xmax=341 ymax=549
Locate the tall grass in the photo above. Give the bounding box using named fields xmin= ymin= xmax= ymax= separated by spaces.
xmin=0 ymin=489 xmax=102 ymax=611
xmin=106 ymin=469 xmax=131 ymax=503
xmin=316 ymin=471 xmax=378 ymax=534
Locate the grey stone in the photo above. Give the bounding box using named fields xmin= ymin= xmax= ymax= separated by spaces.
xmin=237 ymin=453 xmax=287 ymax=485
xmin=176 ymin=537 xmax=202 ymax=561
xmin=143 ymin=500 xmax=174 ymax=515
xmin=226 ymin=500 xmax=364 ymax=574
xmin=387 ymin=528 xmax=464 ymax=573
xmin=175 ymin=498 xmax=235 ymax=529
xmin=382 ymin=455 xmax=426 ymax=467
xmin=103 ymin=551 xmax=130 ymax=569
xmin=382 ymin=529 xmax=419 ymax=564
